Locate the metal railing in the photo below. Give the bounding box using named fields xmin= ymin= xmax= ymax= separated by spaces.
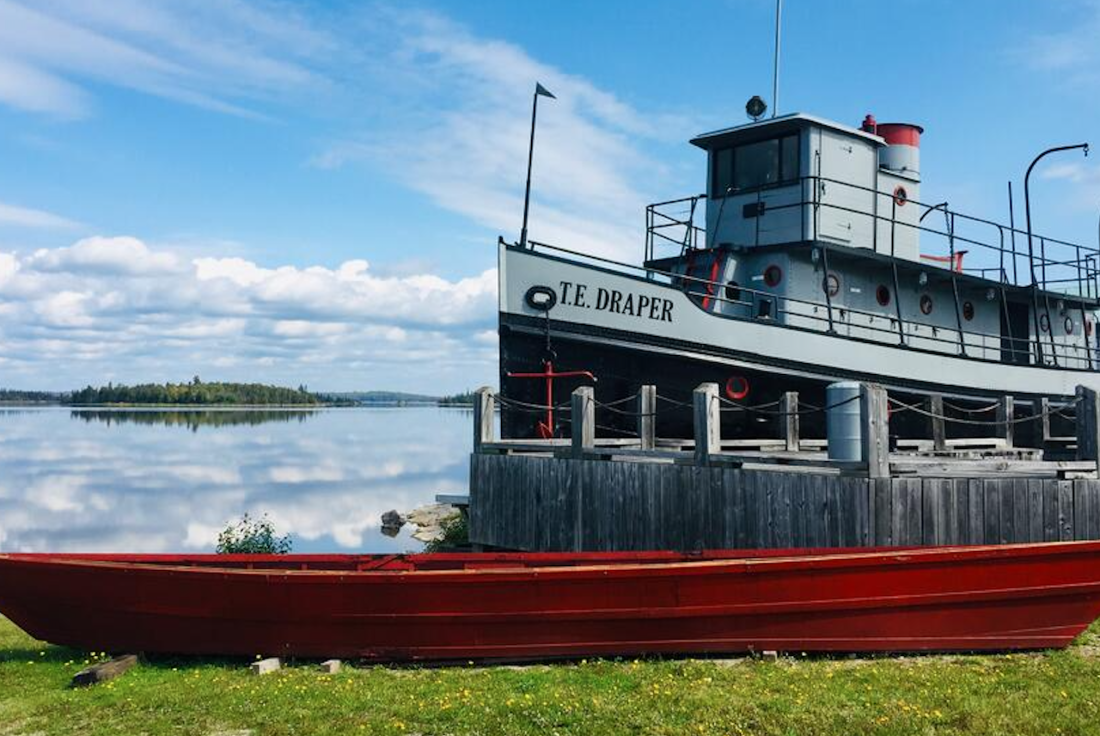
xmin=645 ymin=176 xmax=1100 ymax=297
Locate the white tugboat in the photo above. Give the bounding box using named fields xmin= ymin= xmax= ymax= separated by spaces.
xmin=497 ymin=109 xmax=1098 ymax=440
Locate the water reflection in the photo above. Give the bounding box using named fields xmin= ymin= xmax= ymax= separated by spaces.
xmin=0 ymin=407 xmax=472 ymax=554
xmin=72 ymin=408 xmax=319 ymax=431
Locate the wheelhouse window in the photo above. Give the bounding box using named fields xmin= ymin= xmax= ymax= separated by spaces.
xmin=712 ymin=133 xmax=799 ymax=196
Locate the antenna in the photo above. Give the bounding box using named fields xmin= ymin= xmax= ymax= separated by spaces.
xmin=771 ymin=0 xmax=782 ymax=117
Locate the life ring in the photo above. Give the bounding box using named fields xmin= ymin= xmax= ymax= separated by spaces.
xmin=524 ymin=285 xmax=557 ymax=312
xmin=725 ymin=376 xmax=750 ymax=401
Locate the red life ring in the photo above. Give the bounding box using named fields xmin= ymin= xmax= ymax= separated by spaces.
xmin=725 ymin=376 xmax=750 ymax=401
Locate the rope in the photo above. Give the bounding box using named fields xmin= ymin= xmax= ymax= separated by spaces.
xmin=595 ymin=423 xmax=639 ymax=438
xmin=887 ymin=396 xmax=1081 ymax=426
xmin=493 ymin=394 xmax=572 ymax=414
xmin=597 ymin=394 xmax=640 ymax=408
xmin=942 ymin=400 xmax=1001 ymax=414
xmin=716 ymin=393 xmax=861 ymax=416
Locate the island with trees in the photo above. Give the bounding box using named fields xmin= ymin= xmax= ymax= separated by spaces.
xmin=68 ymin=377 xmax=321 ymax=406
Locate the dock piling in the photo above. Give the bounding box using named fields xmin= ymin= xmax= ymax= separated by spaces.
xmin=693 ymin=383 xmax=720 ymax=466
xmin=639 ymin=385 xmax=657 ymax=451
xmin=1076 ymin=385 xmax=1100 ymax=476
xmin=929 ymin=394 xmax=947 ymax=452
xmin=861 ymin=383 xmax=889 ymax=478
xmin=780 ymin=391 xmax=799 ymax=452
xmin=571 ymin=386 xmax=595 ymax=458
xmin=997 ymin=396 xmax=1015 ymax=448
xmin=474 ymin=387 xmax=495 ymax=453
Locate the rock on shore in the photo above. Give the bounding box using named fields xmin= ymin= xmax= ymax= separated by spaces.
xmin=380 ymin=503 xmax=460 ymax=542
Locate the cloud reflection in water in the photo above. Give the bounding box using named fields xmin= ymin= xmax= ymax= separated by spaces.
xmin=0 ymin=407 xmax=472 ymax=553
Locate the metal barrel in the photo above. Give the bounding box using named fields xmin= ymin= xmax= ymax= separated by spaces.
xmin=826 ymin=381 xmax=863 ymax=461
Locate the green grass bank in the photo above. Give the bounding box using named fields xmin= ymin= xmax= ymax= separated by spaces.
xmin=2 ymin=615 xmax=1100 ymax=735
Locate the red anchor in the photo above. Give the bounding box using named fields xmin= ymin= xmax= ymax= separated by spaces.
xmin=507 ymin=360 xmax=597 ymax=438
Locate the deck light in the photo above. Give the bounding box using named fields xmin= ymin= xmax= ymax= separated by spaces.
xmin=746 ymin=95 xmax=767 ymax=121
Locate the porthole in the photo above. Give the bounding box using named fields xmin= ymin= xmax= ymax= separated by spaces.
xmin=875 ymin=284 xmax=891 ymax=307
xmin=893 ymin=185 xmax=908 ymax=207
xmin=763 ymin=264 xmax=783 ymax=288
xmin=1040 ymin=313 xmax=1051 ymax=333
xmin=725 ymin=280 xmax=741 ymax=302
xmin=1065 ymin=317 xmax=1075 ymax=334
xmin=822 ymin=273 xmax=840 ymax=298
xmin=962 ymin=301 xmax=975 ymax=321
xmin=725 ymin=376 xmax=750 ymax=401
xmin=919 ymin=294 xmax=933 ymax=315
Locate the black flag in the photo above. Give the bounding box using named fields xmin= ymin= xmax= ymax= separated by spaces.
xmin=535 ymin=82 xmax=556 ymax=99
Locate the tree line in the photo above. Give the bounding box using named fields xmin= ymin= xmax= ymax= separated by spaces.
xmin=68 ymin=377 xmax=320 ymax=406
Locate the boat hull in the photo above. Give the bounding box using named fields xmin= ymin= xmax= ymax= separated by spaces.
xmin=3 ymin=543 xmax=1100 ymax=660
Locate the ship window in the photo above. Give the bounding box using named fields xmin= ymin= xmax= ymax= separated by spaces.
xmin=734 ymin=139 xmax=780 ymax=191
xmin=712 ymin=147 xmax=733 ymax=196
xmin=780 ymin=135 xmax=799 ymax=182
xmin=712 ymin=133 xmax=799 ymax=196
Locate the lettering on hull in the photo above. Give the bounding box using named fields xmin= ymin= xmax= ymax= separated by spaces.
xmin=557 ymin=281 xmax=674 ymax=322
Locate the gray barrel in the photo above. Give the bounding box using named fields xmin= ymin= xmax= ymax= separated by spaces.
xmin=826 ymin=381 xmax=863 ymax=461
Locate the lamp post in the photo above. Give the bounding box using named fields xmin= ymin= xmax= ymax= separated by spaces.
xmin=519 ymin=83 xmax=556 ymax=248
xmin=1023 ymin=142 xmax=1089 ymax=363
xmin=1024 ymin=143 xmax=1089 ymax=288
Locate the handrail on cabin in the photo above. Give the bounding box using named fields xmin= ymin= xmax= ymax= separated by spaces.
xmin=645 ymin=175 xmax=1100 ymax=298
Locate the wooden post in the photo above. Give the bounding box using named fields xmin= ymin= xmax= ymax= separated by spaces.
xmin=1041 ymin=397 xmax=1053 ymax=447
xmin=474 ymin=387 xmax=495 ymax=453
xmin=779 ymin=391 xmax=800 ymax=452
xmin=1075 ymin=385 xmax=1100 ymax=476
xmin=571 ymin=386 xmax=595 ymax=459
xmin=861 ymin=383 xmax=889 ymax=478
xmin=929 ymin=394 xmax=947 ymax=452
xmin=638 ymin=385 xmax=657 ymax=451
xmin=693 ymin=382 xmax=720 ymax=466
xmin=996 ymin=395 xmax=1015 ymax=448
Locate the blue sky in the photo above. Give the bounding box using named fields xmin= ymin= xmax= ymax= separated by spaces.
xmin=0 ymin=0 xmax=1099 ymax=392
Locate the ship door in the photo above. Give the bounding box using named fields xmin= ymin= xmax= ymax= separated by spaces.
xmin=1000 ymin=300 xmax=1030 ymax=365
xmin=816 ymin=130 xmax=874 ymax=245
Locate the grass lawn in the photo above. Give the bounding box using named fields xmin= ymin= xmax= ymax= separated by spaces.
xmin=3 ymin=615 xmax=1100 ymax=735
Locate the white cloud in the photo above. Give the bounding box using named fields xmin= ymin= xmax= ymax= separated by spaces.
xmin=0 ymin=0 xmax=334 ymax=118
xmin=314 ymin=9 xmax=695 ymax=262
xmin=0 ymin=235 xmax=497 ymax=391
xmin=1040 ymin=161 xmax=1100 ymax=208
xmin=1024 ymin=1 xmax=1100 ymax=86
xmin=29 ymin=236 xmax=179 ymax=275
xmin=0 ymin=200 xmax=82 ymax=230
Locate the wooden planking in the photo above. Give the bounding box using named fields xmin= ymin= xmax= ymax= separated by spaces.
xmin=468 ymin=454 xmax=1100 ymax=552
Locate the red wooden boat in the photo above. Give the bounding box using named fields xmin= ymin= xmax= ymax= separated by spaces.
xmin=3 ymin=542 xmax=1100 ymax=661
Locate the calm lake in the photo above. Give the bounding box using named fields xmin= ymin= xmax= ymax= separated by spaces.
xmin=0 ymin=406 xmax=475 ymax=554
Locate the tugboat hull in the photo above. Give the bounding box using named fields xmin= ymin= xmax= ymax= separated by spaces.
xmin=499 ymin=243 xmax=1093 ymax=440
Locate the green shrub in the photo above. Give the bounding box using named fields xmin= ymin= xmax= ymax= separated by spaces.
xmin=216 ymin=513 xmax=293 ymax=554
xmin=423 ymin=513 xmax=469 ymax=553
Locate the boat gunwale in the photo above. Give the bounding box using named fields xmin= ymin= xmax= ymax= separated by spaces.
xmin=4 ymin=541 xmax=1100 ymax=579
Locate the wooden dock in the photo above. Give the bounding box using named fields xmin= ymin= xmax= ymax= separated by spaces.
xmin=467 ymin=384 xmax=1100 ymax=552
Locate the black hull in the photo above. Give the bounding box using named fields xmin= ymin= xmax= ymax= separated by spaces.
xmin=499 ymin=314 xmax=1066 ymax=445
